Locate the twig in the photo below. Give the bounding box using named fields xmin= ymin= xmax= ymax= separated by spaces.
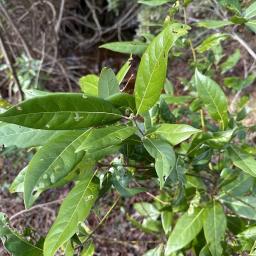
xmin=84 ymin=196 xmax=120 ymax=243
xmin=9 ymin=199 xmax=63 ymax=221
xmin=231 ymin=32 xmax=256 ymax=62
xmin=55 ymin=0 xmax=65 ymax=35
xmin=0 ymin=28 xmax=24 ymax=101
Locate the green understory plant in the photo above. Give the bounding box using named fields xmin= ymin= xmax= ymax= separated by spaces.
xmin=1 ymin=1 xmax=256 ymax=256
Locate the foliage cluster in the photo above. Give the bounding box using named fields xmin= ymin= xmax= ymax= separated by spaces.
xmin=1 ymin=0 xmax=256 ymax=255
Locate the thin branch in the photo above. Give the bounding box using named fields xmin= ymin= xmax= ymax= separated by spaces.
xmin=0 ymin=28 xmax=24 ymax=101
xmin=55 ymin=0 xmax=65 ymax=35
xmin=85 ymin=196 xmax=120 ymax=243
xmin=231 ymin=32 xmax=256 ymax=62
xmin=9 ymin=199 xmax=63 ymax=221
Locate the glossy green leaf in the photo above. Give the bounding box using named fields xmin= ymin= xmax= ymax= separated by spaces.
xmin=197 ymin=20 xmax=233 ymax=29
xmin=203 ymin=202 xmax=226 ymax=256
xmin=138 ymin=0 xmax=170 ymax=6
xmin=107 ymin=93 xmax=136 ymax=113
xmin=10 ymin=158 xmax=96 ymax=195
xmin=228 ymin=145 xmax=256 ymax=177
xmin=135 ymin=23 xmax=189 ymax=114
xmin=79 ymin=74 xmax=99 ymax=96
xmin=98 ymin=68 xmax=120 ymax=98
xmin=238 ymin=225 xmax=256 ymax=239
xmin=196 ymin=34 xmax=228 ymax=53
xmin=24 ymin=130 xmax=90 ymax=208
xmin=44 ymin=173 xmax=99 ymax=256
xmin=0 ymin=93 xmax=122 ymax=130
xmin=116 ymin=57 xmax=132 ymax=84
xmin=76 ymin=125 xmax=136 ymax=153
xmin=221 ymin=196 xmax=256 ymax=220
xmin=221 ymin=49 xmax=240 ymax=74
xmin=244 ymin=2 xmax=256 ymax=19
xmin=100 ymin=41 xmax=147 ymax=55
xmin=195 ymin=69 xmax=228 ymax=129
xmin=0 ymin=122 xmax=73 ymax=148
xmin=24 ymin=89 xmax=49 ymax=99
xmin=165 ymin=208 xmax=205 ymax=255
xmin=143 ymin=138 xmax=176 ymax=188
xmin=0 ymin=213 xmax=43 ymax=256
xmin=150 ymin=124 xmax=201 ymax=146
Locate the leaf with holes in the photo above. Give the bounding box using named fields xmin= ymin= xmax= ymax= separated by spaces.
xmin=0 ymin=213 xmax=43 ymax=256
xmin=24 ymin=130 xmax=91 ymax=208
xmin=44 ymin=173 xmax=99 ymax=256
xmin=0 ymin=93 xmax=122 ymax=130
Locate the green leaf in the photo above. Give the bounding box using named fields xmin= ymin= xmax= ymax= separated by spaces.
xmin=0 ymin=93 xmax=122 ymax=130
xmin=81 ymin=240 xmax=95 ymax=256
xmin=138 ymin=0 xmax=171 ymax=6
xmin=0 ymin=122 xmax=73 ymax=148
xmin=44 ymin=173 xmax=99 ymax=256
xmin=76 ymin=125 xmax=136 ymax=153
xmin=149 ymin=124 xmax=201 ymax=146
xmin=98 ymin=68 xmax=120 ymax=98
xmin=221 ymin=49 xmax=240 ymax=74
xmin=244 ymin=2 xmax=256 ymax=19
xmin=116 ymin=57 xmax=132 ymax=84
xmin=161 ymin=211 xmax=172 ymax=235
xmin=24 ymin=89 xmax=49 ymax=99
xmin=220 ymin=196 xmax=256 ymax=220
xmin=238 ymin=225 xmax=256 ymax=239
xmin=246 ymin=20 xmax=256 ymax=33
xmin=218 ymin=0 xmax=241 ymax=14
xmin=195 ymin=69 xmax=228 ymax=129
xmin=165 ymin=208 xmax=205 ymax=255
xmin=203 ymin=202 xmax=226 ymax=256
xmin=135 ymin=23 xmax=189 ymax=114
xmin=79 ymin=74 xmax=99 ymax=96
xmin=196 ymin=33 xmax=228 ymax=53
xmin=0 ymin=213 xmax=43 ymax=256
xmin=107 ymin=93 xmax=136 ymax=113
xmin=162 ymin=95 xmax=194 ymax=104
xmin=224 ymin=74 xmax=256 ymax=90
xmin=197 ymin=20 xmax=233 ymax=29
xmin=9 ymin=167 xmax=27 ymax=193
xmin=228 ymin=145 xmax=256 ymax=177
xmin=134 ymin=202 xmax=160 ymax=220
xmin=10 ymin=158 xmax=96 ymax=194
xmin=100 ymin=41 xmax=147 ymax=55
xmin=24 ymin=130 xmax=90 ymax=208
xmin=112 ymin=175 xmax=146 ymax=197
xmin=143 ymin=138 xmax=176 ymax=188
